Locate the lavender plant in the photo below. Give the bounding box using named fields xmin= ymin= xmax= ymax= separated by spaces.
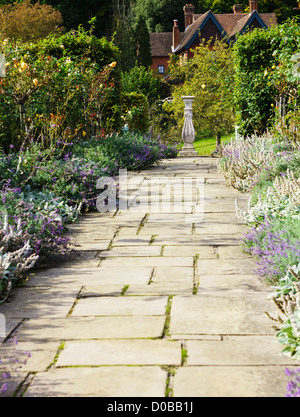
xmin=242 ymin=219 xmax=300 ymax=284
xmin=285 ymin=368 xmax=300 ymax=397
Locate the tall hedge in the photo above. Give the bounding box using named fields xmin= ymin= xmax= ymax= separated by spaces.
xmin=233 ymin=27 xmax=278 ymax=137
xmin=233 ymin=21 xmax=300 ymax=137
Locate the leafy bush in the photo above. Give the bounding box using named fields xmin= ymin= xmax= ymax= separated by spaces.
xmin=0 ymin=29 xmax=122 ymax=151
xmin=74 ymin=132 xmax=178 ymax=171
xmin=121 ymin=92 xmax=149 ymax=134
xmin=121 ymin=65 xmax=170 ymax=104
xmin=26 ymin=26 xmax=120 ymax=71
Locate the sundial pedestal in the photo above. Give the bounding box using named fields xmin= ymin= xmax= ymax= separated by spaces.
xmin=179 ymin=96 xmax=198 ymax=157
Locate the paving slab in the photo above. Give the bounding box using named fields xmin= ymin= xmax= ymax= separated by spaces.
xmin=203 ymin=212 xmax=245 ymax=223
xmin=163 ymin=245 xmax=217 ymax=258
xmin=24 ymin=366 xmax=167 ymax=397
xmin=173 ymin=366 xmax=293 ymax=397
xmin=170 ymin=293 xmax=279 ymax=335
xmin=71 ymin=295 xmax=168 ymax=317
xmin=0 ymin=340 xmax=60 ymax=372
xmin=195 ymin=223 xmax=246 ymax=235
xmin=152 ymin=235 xmax=241 ymax=246
xmin=56 ymin=339 xmax=182 ymax=366
xmin=171 ymin=334 xmax=222 ymax=341
xmin=15 ymin=316 xmax=165 ymax=340
xmin=139 ymin=225 xmax=194 ymax=235
xmin=100 ymin=257 xmax=194 ymax=268
xmin=115 ymin=227 xmax=140 ymax=237
xmin=203 ymin=198 xmax=249 ymax=213
xmin=0 ymin=372 xmax=27 ymax=398
xmin=197 ymin=258 xmax=257 ymax=275
xmin=57 ymin=251 xmax=101 ymax=268
xmin=0 ymin=318 xmax=22 ymax=343
xmin=186 ymin=336 xmax=297 ymax=365
xmin=129 ymin=204 xmax=194 ymax=214
xmin=26 ymin=267 xmax=153 ymax=287
xmin=198 ymin=274 xmax=270 ymax=293
xmin=0 ymin=288 xmax=77 ymax=319
xmin=79 ymin=284 xmax=124 ymax=297
xmin=71 ymin=241 xmax=111 ymax=251
xmin=217 ymin=245 xmax=252 ymax=258
xmin=112 ymin=236 xmax=152 ymax=246
xmin=100 ymin=246 xmax=162 ymax=257
xmin=126 ymin=283 xmax=194 ymax=296
xmin=152 ymin=267 xmax=194 ymax=284
xmin=147 ymin=214 xmax=201 ymax=223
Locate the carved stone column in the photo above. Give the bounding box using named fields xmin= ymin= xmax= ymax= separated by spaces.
xmin=179 ymin=96 xmax=199 ymax=157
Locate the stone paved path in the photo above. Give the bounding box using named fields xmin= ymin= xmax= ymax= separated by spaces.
xmin=0 ymin=157 xmax=298 ymax=397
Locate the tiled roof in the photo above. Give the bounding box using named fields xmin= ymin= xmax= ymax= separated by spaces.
xmin=193 ymin=12 xmax=276 ymax=36
xmin=150 ymin=10 xmax=277 ymax=57
xmin=175 ymin=11 xmax=210 ymax=53
xmin=150 ymin=32 xmax=173 ymax=57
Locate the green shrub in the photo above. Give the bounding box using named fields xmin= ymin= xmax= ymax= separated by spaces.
xmin=0 ymin=31 xmax=122 ymax=151
xmin=121 ymin=92 xmax=150 ymax=134
xmin=121 ymin=65 xmax=170 ymax=104
xmin=15 ymin=27 xmax=122 ymax=134
xmin=233 ymin=20 xmax=300 ymax=137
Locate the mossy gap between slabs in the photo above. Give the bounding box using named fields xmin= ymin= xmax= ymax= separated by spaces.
xmin=148 ymin=267 xmax=156 ymax=285
xmin=107 ymin=226 xmax=122 ymax=250
xmin=121 ymin=285 xmax=130 ymax=295
xmin=137 ymin=213 xmax=149 ymax=235
xmin=66 ymin=287 xmax=84 ymax=317
xmin=162 ymin=365 xmax=176 ymax=397
xmin=181 ymin=342 xmax=188 ymax=366
xmin=192 ymin=223 xmax=196 ymax=235
xmin=193 ymin=255 xmax=200 ymax=295
xmin=162 ymin=296 xmax=173 ymax=338
xmin=14 ymin=372 xmax=37 ymax=397
xmin=149 ymin=234 xmax=157 ymax=245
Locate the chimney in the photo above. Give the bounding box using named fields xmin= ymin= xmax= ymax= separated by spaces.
xmin=233 ymin=4 xmax=243 ymax=14
xmin=173 ymin=19 xmax=180 ymax=50
xmin=183 ymin=4 xmax=195 ymax=29
xmin=249 ymin=0 xmax=258 ymax=12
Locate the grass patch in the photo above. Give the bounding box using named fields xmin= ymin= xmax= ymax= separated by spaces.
xmin=178 ymin=131 xmax=234 ymax=156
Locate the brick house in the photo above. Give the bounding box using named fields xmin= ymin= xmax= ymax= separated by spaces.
xmin=150 ymin=1 xmax=277 ymax=75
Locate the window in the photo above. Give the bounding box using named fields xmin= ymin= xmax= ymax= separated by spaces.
xmin=157 ymin=65 xmax=165 ymax=74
